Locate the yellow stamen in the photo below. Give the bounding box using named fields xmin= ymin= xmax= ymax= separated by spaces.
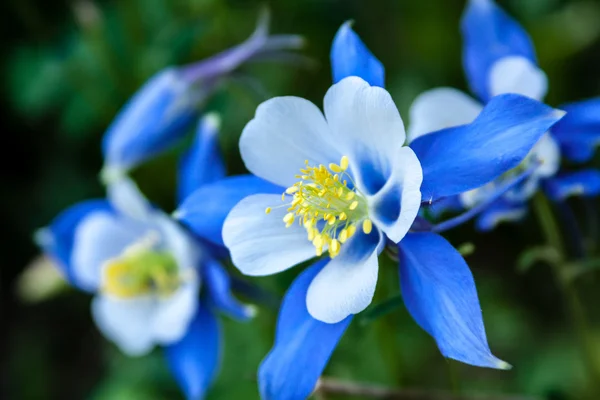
xmin=349 ymin=201 xmax=359 ymax=210
xmin=362 ymin=219 xmax=373 ymax=234
xmin=340 ymin=156 xmax=349 ymax=171
xmin=265 ymin=207 xmax=272 ymax=214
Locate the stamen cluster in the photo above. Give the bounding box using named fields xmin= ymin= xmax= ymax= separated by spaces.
xmin=266 ymin=156 xmax=372 ymax=258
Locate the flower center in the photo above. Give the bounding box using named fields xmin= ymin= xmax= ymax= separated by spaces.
xmin=102 ymin=236 xmax=181 ymax=298
xmin=267 ymin=155 xmax=372 ymax=258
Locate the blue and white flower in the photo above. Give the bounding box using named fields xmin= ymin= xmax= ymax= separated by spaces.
xmin=101 ymin=11 xmax=304 ymax=182
xmin=178 ymin=22 xmax=565 ymax=398
xmin=37 ymin=114 xmax=254 ymax=400
xmin=408 ymin=0 xmax=600 ymax=230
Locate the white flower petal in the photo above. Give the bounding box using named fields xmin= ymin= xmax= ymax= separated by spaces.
xmin=240 ymin=96 xmax=339 ymax=188
xmin=306 ymin=230 xmax=381 ymax=323
xmin=153 ymin=213 xmax=200 ymax=271
xmin=323 ymin=77 xmax=406 ymax=195
xmin=71 ymin=212 xmax=147 ymax=291
xmin=107 ymin=177 xmax=154 ymax=221
xmin=532 ymin=133 xmax=561 ymax=178
xmin=368 ymin=147 xmax=423 ymax=243
xmin=153 ymin=279 xmax=200 ymax=345
xmin=489 ymin=56 xmax=548 ymax=100
xmin=92 ymin=295 xmax=157 ymax=356
xmin=223 ymin=194 xmax=316 ymax=276
xmin=408 ymin=87 xmax=483 ymax=142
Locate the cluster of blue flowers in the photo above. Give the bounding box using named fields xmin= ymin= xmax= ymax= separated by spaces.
xmin=36 ymin=1 xmax=600 ymax=399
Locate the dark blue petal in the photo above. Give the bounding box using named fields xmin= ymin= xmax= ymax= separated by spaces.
xmin=411 ymin=94 xmax=564 ymax=202
xmin=330 ymin=21 xmax=385 ymax=87
xmin=475 ymin=198 xmax=527 ymax=231
xmin=175 ymin=175 xmax=282 ymax=246
xmin=551 ymin=97 xmax=600 ymax=162
xmin=101 ymin=69 xmax=198 ymax=176
xmin=461 ymin=0 xmax=537 ymax=101
xmin=203 ymin=257 xmax=254 ymax=320
xmin=543 ymin=170 xmax=600 ymax=201
xmin=398 ymin=232 xmax=509 ymax=369
xmin=259 ymin=259 xmax=352 ymax=400
xmin=165 ymin=304 xmax=220 ymax=400
xmin=36 ymin=200 xmax=113 ymax=290
xmin=177 ymin=114 xmax=226 ymax=203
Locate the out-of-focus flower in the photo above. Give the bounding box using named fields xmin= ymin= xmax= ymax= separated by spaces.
xmin=37 ymin=114 xmax=255 ymax=400
xmin=180 ymin=22 xmax=565 ymax=398
xmin=408 ymin=0 xmax=600 ymax=231
xmin=101 ymin=10 xmax=305 ymax=183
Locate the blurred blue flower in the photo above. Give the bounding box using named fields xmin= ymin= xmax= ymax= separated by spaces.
xmin=37 ymin=114 xmax=254 ymax=400
xmin=101 ymin=10 xmax=305 ymax=182
xmin=408 ymin=0 xmax=600 ymax=231
xmin=180 ymin=23 xmax=564 ymax=397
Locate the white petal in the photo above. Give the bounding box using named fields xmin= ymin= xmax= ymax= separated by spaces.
xmin=92 ymin=295 xmax=157 ymax=356
xmin=368 ymin=147 xmax=423 ymax=243
xmin=531 ymin=133 xmax=561 ymax=178
xmin=323 ymin=77 xmax=406 ymax=194
xmin=153 ymin=213 xmax=200 ymax=271
xmin=240 ymin=96 xmax=340 ymax=188
xmin=107 ymin=177 xmax=154 ymax=220
xmin=408 ymin=88 xmax=483 ymax=142
xmin=489 ymin=56 xmax=548 ymax=100
xmin=153 ymin=279 xmax=200 ymax=345
xmin=71 ymin=212 xmax=147 ymax=291
xmin=223 ymin=194 xmax=316 ymax=276
xmin=306 ymin=230 xmax=381 ymax=323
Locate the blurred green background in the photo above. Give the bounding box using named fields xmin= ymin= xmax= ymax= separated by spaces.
xmin=3 ymin=0 xmax=600 ymax=399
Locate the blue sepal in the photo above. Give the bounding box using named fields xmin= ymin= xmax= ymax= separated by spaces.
xmin=543 ymin=169 xmax=600 ymax=201
xmin=175 ymin=175 xmax=282 ymax=246
xmin=36 ymin=200 xmax=113 ymax=290
xmin=461 ymin=0 xmax=537 ymax=101
xmin=330 ymin=21 xmax=385 ymax=87
xmin=259 ymin=259 xmax=352 ymax=400
xmin=165 ymin=304 xmax=220 ymax=400
xmin=178 ymin=114 xmax=226 ymax=203
xmin=475 ymin=198 xmax=527 ymax=231
xmin=550 ymin=97 xmax=600 ymax=162
xmin=102 ymin=69 xmax=199 ymax=176
xmin=398 ymin=232 xmax=510 ymax=369
xmin=411 ymin=94 xmax=564 ymax=202
xmin=203 ymin=258 xmax=254 ymax=320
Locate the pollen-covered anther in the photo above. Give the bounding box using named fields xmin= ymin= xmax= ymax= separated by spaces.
xmin=272 ymin=155 xmax=370 ymax=258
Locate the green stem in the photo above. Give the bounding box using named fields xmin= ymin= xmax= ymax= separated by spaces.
xmin=532 ymin=193 xmax=600 ymax=384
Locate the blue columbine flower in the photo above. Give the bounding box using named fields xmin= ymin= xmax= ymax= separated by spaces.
xmin=36 ymin=114 xmax=255 ymax=400
xmin=179 ymin=23 xmax=565 ymax=397
xmin=100 ymin=10 xmax=304 ymax=183
xmin=408 ymin=0 xmax=600 ymax=231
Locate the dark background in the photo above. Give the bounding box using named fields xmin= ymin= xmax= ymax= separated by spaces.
xmin=3 ymin=0 xmax=600 ymax=398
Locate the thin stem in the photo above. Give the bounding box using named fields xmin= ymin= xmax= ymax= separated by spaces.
xmin=532 ymin=192 xmax=600 ymax=384
xmin=315 ymin=378 xmax=543 ymax=400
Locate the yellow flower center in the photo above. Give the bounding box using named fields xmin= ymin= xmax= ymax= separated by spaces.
xmin=267 ymin=155 xmax=372 ymax=258
xmin=102 ymin=242 xmax=181 ymax=298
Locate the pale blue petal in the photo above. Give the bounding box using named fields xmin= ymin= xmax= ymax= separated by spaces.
xmin=102 ymin=69 xmax=198 ymax=174
xmin=551 ymin=97 xmax=600 ymax=162
xmin=178 ymin=114 xmax=226 ymax=203
xmin=259 ymin=260 xmax=352 ymax=400
xmin=223 ymin=194 xmax=316 ymax=277
xmin=475 ymin=198 xmax=527 ymax=231
xmin=411 ymin=94 xmax=564 ymax=202
xmin=175 ymin=175 xmax=282 ymax=246
xmin=35 ymin=200 xmax=112 ymax=290
xmin=399 ymin=232 xmax=510 ymax=369
xmin=462 ymin=0 xmax=537 ymax=101
xmin=165 ymin=305 xmax=221 ymax=400
xmin=330 ymin=21 xmax=385 ymax=87
xmin=203 ymin=258 xmax=254 ymax=320
xmin=543 ymin=170 xmax=600 ymax=201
